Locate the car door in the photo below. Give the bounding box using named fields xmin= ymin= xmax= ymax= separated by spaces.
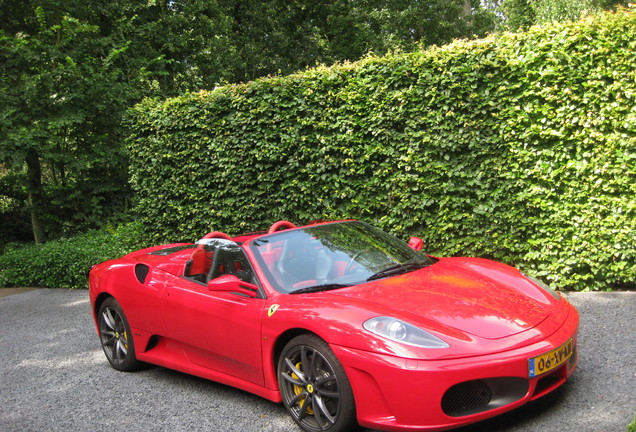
xmin=160 ymin=248 xmax=266 ymax=386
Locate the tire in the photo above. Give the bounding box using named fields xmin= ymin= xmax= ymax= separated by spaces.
xmin=97 ymin=297 xmax=142 ymax=372
xmin=278 ymin=334 xmax=357 ymax=432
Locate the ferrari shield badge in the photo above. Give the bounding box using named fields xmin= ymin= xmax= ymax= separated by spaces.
xmin=268 ymin=304 xmax=280 ymax=317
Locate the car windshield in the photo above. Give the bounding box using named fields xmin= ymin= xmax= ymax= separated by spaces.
xmin=250 ymin=221 xmax=433 ymax=294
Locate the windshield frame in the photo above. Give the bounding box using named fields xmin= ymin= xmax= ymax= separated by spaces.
xmin=248 ymin=220 xmax=433 ymax=294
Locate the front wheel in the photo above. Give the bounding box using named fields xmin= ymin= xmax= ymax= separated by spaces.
xmin=97 ymin=297 xmax=142 ymax=372
xmin=278 ymin=334 xmax=357 ymax=432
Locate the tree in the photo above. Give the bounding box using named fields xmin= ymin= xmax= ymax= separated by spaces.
xmin=0 ymin=2 xmax=160 ymax=242
xmin=499 ymin=0 xmax=630 ymax=29
xmin=1 ymin=0 xmax=500 ymax=245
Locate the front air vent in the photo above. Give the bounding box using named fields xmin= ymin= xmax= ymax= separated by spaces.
xmin=442 ymin=380 xmax=493 ymax=417
xmin=442 ymin=377 xmax=528 ymax=417
xmin=135 ymin=264 xmax=150 ymax=284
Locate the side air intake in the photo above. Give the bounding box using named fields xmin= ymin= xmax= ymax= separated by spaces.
xmin=134 ymin=264 xmax=150 ymax=284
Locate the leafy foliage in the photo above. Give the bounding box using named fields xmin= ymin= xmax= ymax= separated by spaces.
xmin=532 ymin=0 xmax=599 ymax=24
xmin=499 ymin=0 xmax=629 ymax=29
xmin=128 ymin=9 xmax=636 ymax=291
xmin=120 ymin=0 xmax=499 ymax=91
xmin=0 ymin=0 xmax=500 ymax=246
xmin=0 ymin=222 xmax=147 ymax=289
xmin=0 ymin=2 xmax=161 ymax=242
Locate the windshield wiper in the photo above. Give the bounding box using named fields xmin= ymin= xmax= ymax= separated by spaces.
xmin=366 ymin=262 xmax=428 ymax=281
xmin=289 ymin=283 xmax=352 ymax=294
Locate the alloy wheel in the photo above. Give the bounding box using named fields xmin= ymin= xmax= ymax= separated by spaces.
xmin=278 ymin=335 xmax=356 ymax=432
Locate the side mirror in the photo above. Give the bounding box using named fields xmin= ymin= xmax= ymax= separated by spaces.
xmin=408 ymin=236 xmax=424 ymax=251
xmin=207 ymin=274 xmax=258 ymax=298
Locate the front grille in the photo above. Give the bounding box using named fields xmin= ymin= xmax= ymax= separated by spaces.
xmin=442 ymin=377 xmax=528 ymax=417
xmin=442 ymin=381 xmax=492 ymax=417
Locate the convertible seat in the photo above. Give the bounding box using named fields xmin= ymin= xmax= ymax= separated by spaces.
xmin=208 ymin=244 xmax=254 ymax=283
xmin=185 ymin=248 xmax=211 ymax=281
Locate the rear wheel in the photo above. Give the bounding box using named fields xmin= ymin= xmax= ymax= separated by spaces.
xmin=98 ymin=298 xmax=142 ymax=371
xmin=278 ymin=334 xmax=357 ymax=432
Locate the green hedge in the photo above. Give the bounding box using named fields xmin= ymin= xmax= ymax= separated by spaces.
xmin=127 ymin=9 xmax=636 ymax=291
xmin=0 ymin=223 xmax=147 ymax=289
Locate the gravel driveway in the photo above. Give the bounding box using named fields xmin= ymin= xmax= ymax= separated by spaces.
xmin=1 ymin=289 xmax=634 ymax=432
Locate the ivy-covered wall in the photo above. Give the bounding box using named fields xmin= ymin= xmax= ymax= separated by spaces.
xmin=128 ymin=9 xmax=636 ymax=291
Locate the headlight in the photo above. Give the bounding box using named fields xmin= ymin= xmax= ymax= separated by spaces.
xmin=363 ymin=316 xmax=449 ymax=348
xmin=523 ymin=273 xmax=561 ymax=300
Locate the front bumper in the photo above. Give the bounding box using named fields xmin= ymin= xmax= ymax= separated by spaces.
xmin=331 ymin=308 xmax=579 ymax=431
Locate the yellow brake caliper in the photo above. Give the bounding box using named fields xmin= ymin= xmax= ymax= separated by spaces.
xmin=122 ymin=331 xmax=128 ymax=350
xmin=115 ymin=330 xmax=129 ymax=351
xmin=292 ymin=362 xmax=314 ymax=415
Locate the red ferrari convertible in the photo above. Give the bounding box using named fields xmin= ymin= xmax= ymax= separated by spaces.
xmin=89 ymin=220 xmax=578 ymax=432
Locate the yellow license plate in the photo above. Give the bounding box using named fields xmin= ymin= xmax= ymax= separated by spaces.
xmin=528 ymin=338 xmax=574 ymax=378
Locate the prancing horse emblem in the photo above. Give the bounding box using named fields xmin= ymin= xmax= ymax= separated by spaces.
xmin=268 ymin=304 xmax=280 ymax=317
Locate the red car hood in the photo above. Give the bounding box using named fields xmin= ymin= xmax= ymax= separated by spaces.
xmin=329 ymin=257 xmax=553 ymax=340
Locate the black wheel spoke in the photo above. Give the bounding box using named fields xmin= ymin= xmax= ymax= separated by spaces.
xmin=289 ymin=391 xmax=306 ymax=408
xmin=316 ymin=388 xmax=340 ymax=399
xmin=298 ymin=395 xmax=312 ymax=420
xmin=117 ymin=338 xmax=128 ymax=356
xmin=284 ymin=357 xmax=306 ymax=383
xmin=282 ymin=371 xmax=304 ymax=386
xmin=102 ymin=309 xmax=117 ymax=330
xmin=101 ymin=330 xmax=115 ymax=343
xmin=315 ymin=374 xmax=336 ymax=386
xmin=308 ymin=348 xmax=318 ymax=380
xmin=114 ymin=339 xmax=125 ymax=360
xmin=102 ymin=336 xmax=116 ymax=349
xmin=300 ymin=346 xmax=311 ymax=379
xmin=119 ymin=333 xmax=129 ymax=346
xmin=314 ymin=394 xmax=336 ymax=426
xmin=113 ymin=340 xmax=122 ymax=361
xmin=315 ymin=374 xmax=338 ymax=398
xmin=312 ymin=393 xmax=326 ymax=428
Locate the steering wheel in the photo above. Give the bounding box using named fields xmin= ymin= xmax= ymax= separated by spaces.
xmin=198 ymin=231 xmax=233 ymax=248
xmin=268 ymin=220 xmax=297 ymax=234
xmin=345 ymin=249 xmax=371 ymax=274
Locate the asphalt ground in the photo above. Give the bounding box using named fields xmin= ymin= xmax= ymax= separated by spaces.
xmin=1 ymin=289 xmax=634 ymax=432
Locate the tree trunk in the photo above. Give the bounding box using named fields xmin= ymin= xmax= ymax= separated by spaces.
xmin=26 ymin=148 xmax=45 ymax=244
xmin=462 ymin=0 xmax=472 ymax=17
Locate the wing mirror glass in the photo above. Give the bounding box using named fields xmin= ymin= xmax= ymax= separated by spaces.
xmin=408 ymin=236 xmax=424 ymax=251
xmin=207 ymin=274 xmax=258 ymax=298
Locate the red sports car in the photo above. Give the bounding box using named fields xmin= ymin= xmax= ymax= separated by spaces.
xmin=89 ymin=220 xmax=579 ymax=432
